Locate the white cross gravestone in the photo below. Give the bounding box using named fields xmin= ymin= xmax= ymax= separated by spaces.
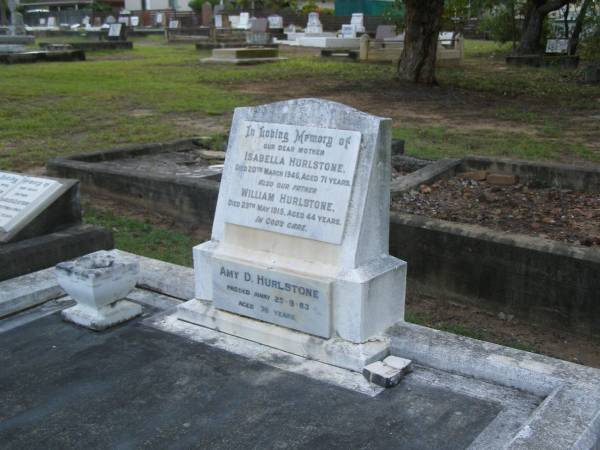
xmin=305 ymin=12 xmax=322 ymax=34
xmin=178 ymin=99 xmax=406 ymax=371
xmin=0 ymin=171 xmax=67 ymax=243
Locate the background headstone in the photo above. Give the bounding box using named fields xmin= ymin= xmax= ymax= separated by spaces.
xmin=375 ymin=25 xmax=396 ymax=40
xmin=350 ymin=13 xmax=364 ymax=33
xmin=250 ymin=17 xmax=267 ymax=33
xmin=201 ymin=1 xmax=213 ymax=27
xmin=268 ymin=15 xmax=283 ymax=29
xmin=305 ymin=12 xmax=322 ymax=34
xmin=546 ymin=38 xmax=569 ymax=54
xmin=341 ymin=24 xmax=356 ymax=39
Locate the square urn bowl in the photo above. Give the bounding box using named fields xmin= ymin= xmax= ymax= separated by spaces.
xmin=56 ymin=250 xmax=142 ymax=331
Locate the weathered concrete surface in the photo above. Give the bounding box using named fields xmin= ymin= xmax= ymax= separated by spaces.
xmin=0 ymin=313 xmax=501 ymax=450
xmin=389 ymin=322 xmax=600 ymax=449
xmin=39 ymin=41 xmax=133 ymax=51
xmin=389 ymin=213 xmax=600 ymax=335
xmin=0 ymin=49 xmax=86 ymax=64
xmin=0 ymin=224 xmax=114 ymax=282
xmin=4 ymin=254 xmax=600 ymax=448
xmin=0 ymin=268 xmax=63 ymax=318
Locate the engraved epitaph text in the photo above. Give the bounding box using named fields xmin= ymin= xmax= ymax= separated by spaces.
xmin=223 ymin=121 xmax=361 ymax=244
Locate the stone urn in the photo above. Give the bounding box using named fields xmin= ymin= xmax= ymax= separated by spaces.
xmin=57 ymin=250 xmax=142 ymax=331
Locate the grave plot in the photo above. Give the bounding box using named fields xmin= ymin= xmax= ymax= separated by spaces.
xmin=392 ymin=172 xmax=600 ymax=248
xmin=47 ymin=130 xmax=600 ymax=337
xmin=389 ymin=156 xmax=600 ymax=336
xmin=48 ymin=137 xmax=413 ymax=226
xmin=0 ymin=171 xmax=112 ymax=284
xmin=1 ymin=250 xmax=599 ymax=449
xmin=6 ymin=99 xmax=600 ymax=448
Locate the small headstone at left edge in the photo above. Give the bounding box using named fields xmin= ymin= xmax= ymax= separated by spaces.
xmin=363 ymin=356 xmax=412 ymax=388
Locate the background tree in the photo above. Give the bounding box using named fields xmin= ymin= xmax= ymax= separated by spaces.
xmin=0 ymin=0 xmax=7 ymax=27
xmin=568 ymin=0 xmax=593 ymax=54
xmin=397 ymin=0 xmax=445 ymax=84
xmin=479 ymin=1 xmax=521 ymax=49
xmin=518 ymin=0 xmax=573 ymax=53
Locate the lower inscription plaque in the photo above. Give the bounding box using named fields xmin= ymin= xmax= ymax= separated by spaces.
xmin=211 ymin=257 xmax=332 ymax=338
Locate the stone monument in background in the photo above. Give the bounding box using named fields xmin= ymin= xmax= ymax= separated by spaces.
xmin=305 ymin=12 xmax=322 ymax=34
xmin=178 ymin=98 xmax=406 ymax=371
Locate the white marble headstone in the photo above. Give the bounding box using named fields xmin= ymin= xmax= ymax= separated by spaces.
xmin=193 ymin=99 xmax=406 ymax=343
xmin=0 ymin=171 xmax=66 ymax=242
xmin=108 ymin=23 xmax=122 ymax=37
xmin=341 ymin=24 xmax=356 ymax=39
xmin=350 ymin=13 xmax=364 ymax=33
xmin=268 ymin=15 xmax=283 ymax=29
xmin=306 ymin=12 xmax=322 ymax=34
xmin=546 ymin=38 xmax=569 ymax=54
xmin=238 ymin=12 xmax=250 ymax=29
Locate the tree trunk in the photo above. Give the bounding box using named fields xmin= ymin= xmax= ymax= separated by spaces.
xmin=0 ymin=0 xmax=7 ymax=27
xmin=568 ymin=0 xmax=592 ymax=55
xmin=397 ymin=0 xmax=444 ymax=85
xmin=518 ymin=0 xmax=570 ymax=54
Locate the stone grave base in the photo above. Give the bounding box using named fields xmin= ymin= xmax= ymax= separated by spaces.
xmin=0 ymin=224 xmax=113 ymax=282
xmin=0 ymin=35 xmax=35 ymax=45
xmin=201 ymin=47 xmax=287 ymax=65
xmin=177 ymin=299 xmax=389 ymax=372
xmin=0 ymin=49 xmax=85 ymax=64
xmin=2 ymin=250 xmax=600 ymax=447
xmin=62 ymin=299 xmax=142 ymax=331
xmin=39 ymin=41 xmax=133 ymax=51
xmin=505 ymin=54 xmax=580 ymax=68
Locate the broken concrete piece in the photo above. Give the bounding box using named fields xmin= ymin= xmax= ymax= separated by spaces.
xmin=363 ymin=356 xmax=412 ymax=388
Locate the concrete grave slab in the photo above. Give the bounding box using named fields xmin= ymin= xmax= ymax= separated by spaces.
xmin=1 ymin=253 xmax=598 ymax=448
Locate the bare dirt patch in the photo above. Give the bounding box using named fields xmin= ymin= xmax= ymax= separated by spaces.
xmin=407 ymin=288 xmax=600 ymax=369
xmin=392 ymin=174 xmax=600 ymax=247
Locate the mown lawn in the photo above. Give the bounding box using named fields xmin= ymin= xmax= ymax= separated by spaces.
xmin=1 ymin=38 xmax=599 ymax=170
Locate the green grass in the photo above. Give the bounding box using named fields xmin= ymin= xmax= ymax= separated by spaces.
xmin=1 ymin=38 xmax=598 ymax=171
xmin=393 ymin=125 xmax=599 ymax=162
xmin=404 ymin=310 xmax=536 ymax=352
xmin=0 ymin=44 xmax=246 ymax=170
xmin=84 ymin=206 xmax=194 ymax=267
